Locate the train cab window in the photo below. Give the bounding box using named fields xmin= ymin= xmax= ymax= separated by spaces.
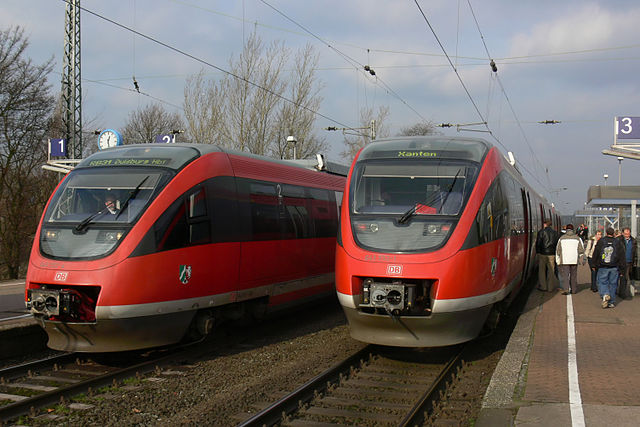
xmin=349 ymin=160 xmax=479 ymax=253
xmin=352 ymin=163 xmax=473 ymax=216
xmin=39 ymin=169 xmax=168 ymax=260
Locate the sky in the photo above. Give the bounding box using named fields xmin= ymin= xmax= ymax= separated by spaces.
xmin=2 ymin=0 xmax=640 ymax=214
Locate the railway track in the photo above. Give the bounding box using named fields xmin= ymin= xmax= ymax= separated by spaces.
xmin=0 ymin=345 xmax=193 ymax=423
xmin=238 ymin=344 xmax=465 ymax=426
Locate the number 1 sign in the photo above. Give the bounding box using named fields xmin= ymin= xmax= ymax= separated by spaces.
xmin=49 ymin=138 xmax=67 ymax=157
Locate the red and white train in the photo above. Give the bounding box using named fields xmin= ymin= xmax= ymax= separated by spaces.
xmin=26 ymin=144 xmax=345 ymax=352
xmin=336 ymin=136 xmax=559 ymax=347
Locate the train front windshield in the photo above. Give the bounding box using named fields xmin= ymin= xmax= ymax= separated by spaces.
xmin=40 ymin=169 xmax=169 ymax=260
xmin=350 ymin=160 xmax=478 ymax=253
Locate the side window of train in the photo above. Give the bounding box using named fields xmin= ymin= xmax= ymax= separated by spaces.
xmin=475 ymin=175 xmax=509 ymax=245
xmin=207 ymin=176 xmax=242 ymax=242
xmin=151 ymin=184 xmax=211 ymax=252
xmin=309 ymin=188 xmax=338 ymax=238
xmin=502 ymin=174 xmax=524 ymax=236
xmin=187 ymin=187 xmax=211 ymax=245
xmin=281 ymin=184 xmax=311 ymax=239
xmin=249 ymin=182 xmax=280 ymax=240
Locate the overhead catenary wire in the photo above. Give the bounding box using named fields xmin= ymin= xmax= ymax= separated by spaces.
xmin=412 ymin=0 xmax=551 ymax=194
xmin=51 ymin=68 xmax=184 ymax=111
xmin=466 ymin=0 xmax=553 ymax=192
xmin=169 ymin=0 xmax=640 ymax=65
xmin=60 ymin=0 xmax=363 ymax=137
xmin=258 ymin=0 xmax=430 ymax=123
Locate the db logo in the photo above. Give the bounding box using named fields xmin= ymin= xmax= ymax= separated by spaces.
xmin=54 ymin=271 xmax=68 ymax=282
xmin=386 ymin=265 xmax=403 ymax=275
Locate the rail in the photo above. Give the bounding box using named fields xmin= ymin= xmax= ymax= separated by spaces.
xmin=238 ymin=344 xmax=465 ymax=426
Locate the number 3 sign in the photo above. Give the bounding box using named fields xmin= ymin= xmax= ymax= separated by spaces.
xmin=616 ymin=116 xmax=640 ymax=140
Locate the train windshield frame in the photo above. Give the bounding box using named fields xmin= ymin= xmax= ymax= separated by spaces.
xmin=39 ymin=167 xmax=173 ymax=260
xmin=349 ymin=158 xmax=480 ymax=253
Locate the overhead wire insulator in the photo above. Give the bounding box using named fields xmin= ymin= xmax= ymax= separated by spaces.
xmin=490 ymin=60 xmax=497 ymax=73
xmin=538 ymin=120 xmax=561 ymax=125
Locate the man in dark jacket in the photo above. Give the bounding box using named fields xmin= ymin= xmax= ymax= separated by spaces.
xmin=535 ymin=219 xmax=559 ymax=291
xmin=616 ymin=227 xmax=637 ymax=299
xmin=593 ymin=227 xmax=626 ymax=308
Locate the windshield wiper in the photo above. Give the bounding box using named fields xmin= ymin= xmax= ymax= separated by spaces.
xmin=398 ymin=205 xmax=418 ymax=224
xmin=397 ymin=192 xmax=441 ymax=224
xmin=397 ymin=169 xmax=463 ymax=224
xmin=115 ymin=176 xmax=149 ymax=220
xmin=74 ymin=208 xmax=107 ymax=234
xmin=438 ymin=169 xmax=462 ymax=213
xmin=73 ymin=176 xmax=150 ymax=233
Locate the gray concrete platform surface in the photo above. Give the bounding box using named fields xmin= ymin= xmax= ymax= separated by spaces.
xmin=478 ymin=263 xmax=640 ymax=427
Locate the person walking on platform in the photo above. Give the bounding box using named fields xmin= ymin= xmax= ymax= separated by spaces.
xmin=555 ymin=224 xmax=585 ymax=294
xmin=593 ymin=227 xmax=626 ymax=309
xmin=616 ymin=227 xmax=637 ymax=299
xmin=585 ymin=230 xmax=602 ymax=292
xmin=578 ymin=224 xmax=589 ymax=242
xmin=535 ymin=219 xmax=559 ymax=292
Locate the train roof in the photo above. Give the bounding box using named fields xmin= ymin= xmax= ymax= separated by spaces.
xmin=76 ymin=143 xmax=347 ymax=176
xmin=357 ymin=136 xmax=491 ymax=163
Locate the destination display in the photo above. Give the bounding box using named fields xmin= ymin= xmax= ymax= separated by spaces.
xmin=366 ymin=150 xmax=474 ymax=160
xmin=87 ymin=158 xmax=171 ymax=167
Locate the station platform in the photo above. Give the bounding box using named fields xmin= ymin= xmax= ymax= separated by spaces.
xmin=0 ymin=280 xmax=44 ymax=359
xmin=478 ymin=264 xmax=640 ymax=426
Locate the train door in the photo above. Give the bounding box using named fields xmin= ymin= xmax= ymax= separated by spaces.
xmin=521 ymin=189 xmax=532 ymax=282
xmin=526 ymin=192 xmax=535 ymax=277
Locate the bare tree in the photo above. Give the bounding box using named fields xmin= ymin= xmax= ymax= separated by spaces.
xmin=184 ymin=70 xmax=225 ymax=145
xmin=121 ymin=103 xmax=185 ymax=144
xmin=341 ymin=106 xmax=391 ymax=162
xmin=271 ymin=44 xmax=327 ymax=159
xmin=183 ymin=31 xmax=325 ymax=158
xmin=0 ymin=26 xmax=55 ymax=278
xmin=398 ymin=121 xmax=439 ymax=137
xmin=225 ymin=34 xmax=288 ymax=155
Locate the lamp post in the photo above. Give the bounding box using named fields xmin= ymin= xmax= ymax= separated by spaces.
xmin=618 ymin=157 xmax=623 ymax=185
xmin=287 ymin=135 xmax=297 ymax=160
xmin=604 ymin=174 xmax=608 ymax=186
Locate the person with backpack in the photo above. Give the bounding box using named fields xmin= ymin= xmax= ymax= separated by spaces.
xmin=593 ymin=227 xmax=627 ymax=309
xmin=535 ymin=219 xmax=559 ymax=292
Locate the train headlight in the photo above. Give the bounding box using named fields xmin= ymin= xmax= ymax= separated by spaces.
xmin=44 ymin=230 xmax=59 ymax=241
xmin=427 ymin=224 xmax=439 ymax=234
xmin=97 ymin=230 xmax=124 ymax=243
xmin=355 ymin=222 xmax=379 ymax=233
